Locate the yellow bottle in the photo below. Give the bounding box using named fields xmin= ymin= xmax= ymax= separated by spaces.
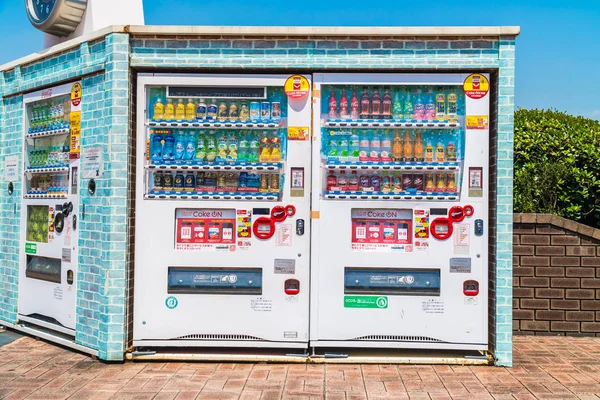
xmin=164 ymin=99 xmax=175 ymax=120
xmin=414 ymin=131 xmax=424 ymax=162
xmin=175 ymin=99 xmax=186 ymax=121
xmin=259 ymin=131 xmax=271 ymax=163
xmin=153 ymin=98 xmax=164 ymax=121
xmin=185 ymin=99 xmax=196 ymax=121
xmin=403 ymin=131 xmax=413 ymax=161
xmin=425 ymin=141 xmax=434 ymax=162
xmin=436 ymin=142 xmax=445 ymax=163
xmin=270 ymin=136 xmax=281 ymax=162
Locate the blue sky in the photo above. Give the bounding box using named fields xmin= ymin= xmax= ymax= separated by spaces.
xmin=1 ymin=0 xmax=599 ymax=120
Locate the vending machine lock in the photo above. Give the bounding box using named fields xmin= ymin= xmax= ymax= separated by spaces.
xmin=8 ymin=182 xmax=13 ymax=195
xmin=67 ymin=270 xmax=74 ymax=285
xmin=475 ymin=219 xmax=484 ymax=236
xmin=463 ymin=280 xmax=479 ymax=296
xmin=54 ymin=213 xmax=65 ymax=234
xmin=284 ymin=279 xmax=300 ymax=295
xmin=73 ymin=215 xmax=77 ymax=231
xmin=430 ymin=217 xmax=453 ymax=240
xmin=296 ymin=219 xmax=305 ymax=236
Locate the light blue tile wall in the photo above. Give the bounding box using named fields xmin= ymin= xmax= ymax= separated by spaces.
xmin=0 ymin=34 xmax=130 ymax=361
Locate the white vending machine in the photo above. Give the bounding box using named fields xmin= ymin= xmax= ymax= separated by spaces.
xmin=310 ymin=73 xmax=490 ymax=350
xmin=18 ymin=82 xmax=82 ymax=335
xmin=134 ymin=74 xmax=312 ymax=348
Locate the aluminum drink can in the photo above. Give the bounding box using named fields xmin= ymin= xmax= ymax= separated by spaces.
xmin=250 ymin=102 xmax=260 ymax=121
xmin=260 ymin=174 xmax=269 ymax=191
xmin=413 ymin=173 xmax=424 ymax=190
xmin=402 ymin=173 xmax=413 ymax=190
xmin=270 ymin=174 xmax=280 ymax=192
xmin=261 ymin=102 xmax=271 ymax=121
xmin=271 ymin=102 xmax=281 ymax=121
xmin=163 ymin=173 xmax=174 ymax=190
xmin=153 ymin=171 xmax=164 ymax=191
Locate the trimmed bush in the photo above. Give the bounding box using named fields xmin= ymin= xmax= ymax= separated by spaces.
xmin=514 ymin=109 xmax=600 ymax=227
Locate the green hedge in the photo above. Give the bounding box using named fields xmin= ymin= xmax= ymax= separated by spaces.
xmin=514 ymin=109 xmax=600 ymax=227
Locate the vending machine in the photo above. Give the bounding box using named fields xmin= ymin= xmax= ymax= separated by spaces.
xmin=18 ymin=82 xmax=82 ymax=335
xmin=310 ymin=73 xmax=490 ymax=350
xmin=134 ymin=74 xmax=312 ymax=348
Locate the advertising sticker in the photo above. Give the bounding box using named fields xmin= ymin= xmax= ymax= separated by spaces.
xmin=463 ymin=73 xmax=489 ymax=99
xmin=351 ymin=209 xmax=412 ymax=252
xmin=175 ymin=209 xmax=236 ymax=252
xmin=236 ymin=209 xmax=252 ymax=250
xmin=284 ymin=75 xmax=310 ymax=99
xmin=414 ymin=209 xmax=430 ymax=251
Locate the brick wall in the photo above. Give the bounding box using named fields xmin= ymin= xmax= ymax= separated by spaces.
xmin=513 ymin=214 xmax=600 ymax=336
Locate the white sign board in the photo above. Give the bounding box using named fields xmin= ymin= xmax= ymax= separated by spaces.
xmin=4 ymin=156 xmax=19 ymax=182
xmin=82 ymin=147 xmax=103 ymax=178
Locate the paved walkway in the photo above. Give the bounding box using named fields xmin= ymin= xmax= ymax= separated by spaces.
xmin=0 ymin=334 xmax=600 ymax=399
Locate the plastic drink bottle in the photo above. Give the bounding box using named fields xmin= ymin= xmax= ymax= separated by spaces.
xmin=414 ymin=131 xmax=424 ymax=162
xmin=196 ymin=99 xmax=207 ymax=120
xmin=206 ymin=131 xmax=217 ymax=162
xmin=218 ymin=101 xmax=228 ymax=121
xmin=248 ymin=133 xmax=260 ymax=163
xmin=403 ymin=131 xmax=413 ymax=161
xmin=217 ymin=132 xmax=228 ymax=161
xmin=238 ymin=131 xmax=249 ymax=162
xmin=369 ymin=130 xmax=381 ymax=162
xmin=175 ymin=99 xmax=186 ymax=121
xmin=380 ymin=131 xmax=392 ymax=162
xmin=239 ymin=103 xmax=250 ymax=121
xmin=185 ymin=131 xmax=197 ymax=160
xmin=195 ymin=133 xmax=207 ymax=161
xmin=435 ymin=89 xmax=446 ymax=120
xmin=446 ymin=142 xmax=457 ymax=162
xmin=413 ymin=89 xmax=425 ymax=120
xmin=402 ymin=90 xmax=414 ymax=120
xmin=162 ymin=132 xmax=175 ymax=161
xmin=338 ymin=134 xmax=349 ymax=162
xmin=339 ymin=91 xmax=349 ymax=119
xmin=337 ymin=170 xmax=348 ymax=191
xmin=392 ymin=131 xmax=403 ymax=161
xmin=382 ymin=87 xmax=392 ymax=119
xmin=350 ymin=89 xmax=360 ymax=119
xmin=150 ymin=133 xmax=163 ymax=162
xmin=326 ymin=170 xmax=338 ymax=191
xmin=425 ymin=141 xmax=434 ymax=162
xmin=185 ymin=99 xmax=196 ymax=121
xmin=348 ymin=170 xmax=359 ymax=191
xmin=392 ymin=91 xmax=402 ymax=119
xmin=227 ymin=132 xmax=238 ymax=162
xmin=436 ymin=142 xmax=445 ymax=162
xmin=447 ymin=91 xmax=458 ymax=121
xmin=328 ymin=90 xmax=338 ymax=119
xmin=207 ymin=99 xmax=217 ymax=120
xmin=228 ymin=101 xmax=239 ymax=120
xmin=327 ymin=132 xmax=339 ymax=162
xmin=425 ymin=89 xmax=436 ymax=120
xmin=175 ymin=131 xmax=186 ymax=160
xmin=349 ymin=132 xmax=360 ymax=162
xmin=371 ymin=87 xmax=382 ymax=119
xmin=360 ymin=87 xmax=370 ymax=119
xmin=164 ymin=99 xmax=175 ymax=120
xmin=259 ymin=131 xmax=271 ymax=162
xmin=359 ymin=130 xmax=370 ymax=162
xmin=270 ymin=132 xmax=282 ymax=162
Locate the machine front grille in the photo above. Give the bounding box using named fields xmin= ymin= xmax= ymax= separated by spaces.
xmin=352 ymin=335 xmax=443 ymax=342
xmin=175 ymin=334 xmax=263 ymax=341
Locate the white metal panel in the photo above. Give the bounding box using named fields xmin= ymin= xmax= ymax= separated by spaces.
xmin=310 ymin=73 xmax=489 ymax=350
xmin=134 ymin=74 xmax=312 ymax=347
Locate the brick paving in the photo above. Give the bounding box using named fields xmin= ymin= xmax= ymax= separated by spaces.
xmin=0 ymin=335 xmax=600 ymax=399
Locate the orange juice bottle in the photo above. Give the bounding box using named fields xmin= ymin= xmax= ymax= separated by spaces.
xmin=414 ymin=131 xmax=424 ymax=162
xmin=392 ymin=131 xmax=403 ymax=161
xmin=403 ymin=131 xmax=413 ymax=162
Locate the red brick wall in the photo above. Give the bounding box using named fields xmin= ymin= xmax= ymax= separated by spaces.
xmin=513 ymin=214 xmax=600 ymax=336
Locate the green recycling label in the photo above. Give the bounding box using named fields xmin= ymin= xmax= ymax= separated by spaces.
xmin=25 ymin=243 xmax=37 ymax=255
xmin=344 ymin=295 xmax=388 ymax=309
xmin=165 ymin=296 xmax=178 ymax=309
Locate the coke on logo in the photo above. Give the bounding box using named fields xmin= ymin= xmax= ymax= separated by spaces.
xmin=293 ymin=77 xmax=301 ymax=90
xmin=472 ymin=76 xmax=481 ymax=89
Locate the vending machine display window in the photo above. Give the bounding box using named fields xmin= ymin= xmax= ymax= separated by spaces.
xmin=26 ymin=205 xmax=49 ymax=243
xmin=25 ymin=255 xmax=61 ymax=283
xmin=319 ymin=84 xmax=465 ymax=201
xmin=24 ymin=95 xmax=72 ymax=199
xmin=144 ymin=86 xmax=288 ymax=201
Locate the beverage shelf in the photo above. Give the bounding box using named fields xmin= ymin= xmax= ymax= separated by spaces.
xmin=324 ymin=162 xmax=460 ymax=171
xmin=324 ymin=191 xmax=458 ymax=201
xmin=146 ymin=162 xmax=283 ymax=172
xmin=147 ymin=120 xmax=281 ymax=130
xmin=26 ymin=127 xmax=70 ymax=139
xmin=24 ymin=193 xmax=68 ymax=199
xmin=323 ymin=119 xmax=460 ymax=129
xmin=145 ymin=191 xmax=279 ymax=201
xmin=25 ymin=166 xmax=69 ymax=174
